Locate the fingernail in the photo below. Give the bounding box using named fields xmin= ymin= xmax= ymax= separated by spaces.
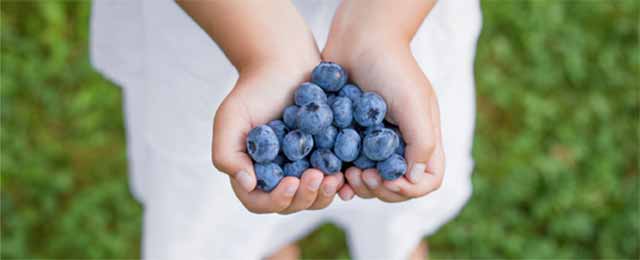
xmin=410 ymin=163 xmax=426 ymax=183
xmin=236 ymin=170 xmax=253 ymax=191
xmin=322 ymin=183 xmax=336 ymax=196
xmin=364 ymin=176 xmax=379 ymax=188
xmin=348 ymin=173 xmax=361 ymax=186
xmin=340 ymin=189 xmax=354 ymax=201
xmin=345 ymin=191 xmax=355 ymax=201
xmin=285 ymin=185 xmax=297 ymax=197
xmin=308 ymin=178 xmax=322 ymax=191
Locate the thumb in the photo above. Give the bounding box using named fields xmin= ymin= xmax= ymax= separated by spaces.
xmin=211 ymin=99 xmax=256 ymax=192
xmin=395 ymin=93 xmax=438 ymax=184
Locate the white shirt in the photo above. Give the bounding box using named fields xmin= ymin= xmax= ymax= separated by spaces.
xmin=91 ymin=1 xmax=482 ymax=259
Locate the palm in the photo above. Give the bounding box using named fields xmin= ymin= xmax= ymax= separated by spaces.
xmin=354 ymin=53 xmax=433 ymax=124
xmin=223 ymin=67 xmax=306 ymax=132
xmin=212 ymin=61 xmax=347 ymax=214
xmin=324 ymin=46 xmax=445 ymax=202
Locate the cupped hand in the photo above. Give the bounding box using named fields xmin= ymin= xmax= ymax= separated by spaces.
xmin=326 ymin=42 xmax=446 ymax=203
xmin=212 ymin=60 xmax=345 ymax=214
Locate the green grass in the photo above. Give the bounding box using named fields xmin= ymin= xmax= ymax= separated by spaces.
xmin=1 ymin=1 xmax=638 ymax=259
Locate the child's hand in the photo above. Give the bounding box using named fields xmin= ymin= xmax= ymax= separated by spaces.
xmin=212 ymin=60 xmax=345 ymax=214
xmin=328 ymin=45 xmax=445 ymax=203
xmin=178 ymin=0 xmax=346 ymax=214
xmin=325 ymin=0 xmax=443 ymax=202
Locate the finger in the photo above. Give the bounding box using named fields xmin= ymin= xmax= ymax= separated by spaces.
xmin=338 ymin=184 xmax=355 ymax=201
xmin=424 ymin=135 xmax=445 ymax=191
xmin=384 ymin=99 xmax=446 ymax=197
xmin=279 ymin=169 xmax=324 ymax=214
xmin=230 ymin=176 xmax=298 ymax=214
xmin=345 ymin=167 xmax=374 ymax=199
xmin=402 ymin=94 xmax=440 ymax=184
xmin=383 ymin=177 xmax=418 ymax=197
xmin=382 ymin=174 xmax=430 ymax=199
xmin=383 ymin=141 xmax=445 ymax=197
xmin=212 ymin=98 xmax=256 ymax=192
xmin=362 ymin=169 xmax=409 ymax=202
xmin=308 ymin=172 xmax=343 ymax=210
xmin=424 ymin=97 xmax=445 ymax=189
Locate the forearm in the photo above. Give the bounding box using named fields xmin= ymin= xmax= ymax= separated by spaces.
xmin=177 ymin=0 xmax=319 ymax=72
xmin=321 ymin=0 xmax=437 ymax=96
xmin=325 ymin=0 xmax=437 ymax=58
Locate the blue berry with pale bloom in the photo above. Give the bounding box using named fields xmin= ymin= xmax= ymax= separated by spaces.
xmin=284 ymin=159 xmax=310 ymax=178
xmin=377 ymin=154 xmax=407 ymax=180
xmin=282 ymin=130 xmax=314 ymax=161
xmin=295 ymin=82 xmax=327 ymax=106
xmin=339 ymin=84 xmax=362 ymax=102
xmin=310 ymin=149 xmax=342 ymax=175
xmin=331 ymin=96 xmax=353 ymax=128
xmin=311 ymin=62 xmax=348 ymax=92
xmin=282 ymin=105 xmax=298 ymax=129
xmin=390 ymin=127 xmax=406 ymax=156
xmin=333 ymin=128 xmax=361 ymax=162
xmin=296 ymin=101 xmax=333 ymax=135
xmin=313 ymin=125 xmax=337 ymax=149
xmin=268 ymin=120 xmax=288 ymax=144
xmin=353 ymin=153 xmax=376 ymax=169
xmin=354 ymin=92 xmax=387 ymax=127
xmin=246 ymin=125 xmax=280 ymax=163
xmin=362 ymin=128 xmax=399 ymax=161
xmin=255 ymin=163 xmax=284 ymax=192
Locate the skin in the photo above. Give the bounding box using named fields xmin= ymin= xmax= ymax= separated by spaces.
xmin=178 ymin=0 xmax=442 ymax=257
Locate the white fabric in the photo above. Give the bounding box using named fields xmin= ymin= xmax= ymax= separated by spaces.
xmin=90 ymin=0 xmax=482 ymax=259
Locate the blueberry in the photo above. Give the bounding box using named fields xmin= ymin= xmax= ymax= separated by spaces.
xmin=331 ymin=96 xmax=353 ymax=128
xmin=376 ymin=154 xmax=407 ymax=181
xmin=311 ymin=61 xmax=348 ymax=92
xmin=389 ymin=127 xmax=406 ymax=156
xmin=254 ymin=162 xmax=284 ymax=192
xmin=363 ymin=123 xmax=385 ymax=136
xmin=284 ymin=159 xmax=310 ymax=178
xmin=273 ymin=154 xmax=287 ymax=167
xmin=268 ymin=120 xmax=288 ymax=144
xmin=338 ymin=84 xmax=362 ymax=102
xmin=296 ymin=101 xmax=333 ymax=135
xmin=313 ymin=125 xmax=337 ymax=149
xmin=295 ymin=82 xmax=327 ymax=106
xmin=282 ymin=129 xmax=314 ymax=161
xmin=282 ymin=105 xmax=299 ymax=129
xmin=353 ymin=153 xmax=376 ymax=169
xmin=395 ymin=139 xmax=406 ymax=156
xmin=310 ymin=149 xmax=342 ymax=175
xmin=362 ymin=128 xmax=399 ymax=161
xmin=354 ymin=92 xmax=387 ymax=127
xmin=333 ymin=128 xmax=361 ymax=162
xmin=246 ymin=125 xmax=280 ymax=163
xmin=327 ymin=94 xmax=337 ymax=106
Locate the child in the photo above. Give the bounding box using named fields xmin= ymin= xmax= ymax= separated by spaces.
xmin=91 ymin=0 xmax=481 ymax=259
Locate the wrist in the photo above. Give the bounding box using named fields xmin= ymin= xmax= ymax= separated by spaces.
xmin=322 ymin=33 xmax=411 ymax=78
xmin=237 ymin=46 xmax=321 ymax=79
xmin=234 ymin=51 xmax=321 ymax=96
xmin=323 ymin=17 xmax=412 ymax=71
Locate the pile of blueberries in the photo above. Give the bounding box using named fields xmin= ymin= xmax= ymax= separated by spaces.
xmin=246 ymin=62 xmax=407 ymax=192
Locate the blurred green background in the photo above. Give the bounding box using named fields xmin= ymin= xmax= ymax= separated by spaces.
xmin=1 ymin=0 xmax=638 ymax=259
